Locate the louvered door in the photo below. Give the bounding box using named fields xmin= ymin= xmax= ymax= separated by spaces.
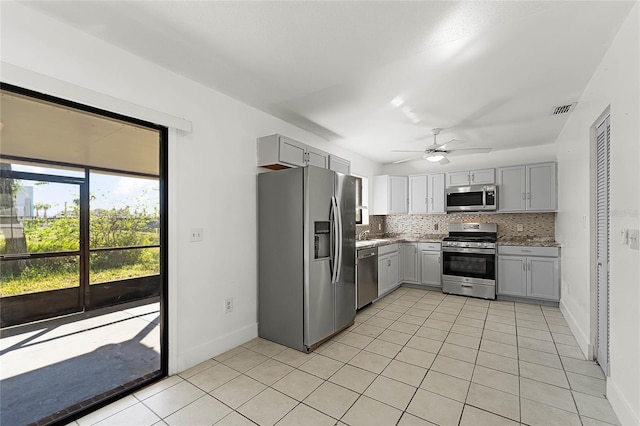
xmin=595 ymin=115 xmax=610 ymax=376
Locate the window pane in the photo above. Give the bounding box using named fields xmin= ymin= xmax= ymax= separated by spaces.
xmin=90 ymin=247 xmax=160 ymax=284
xmin=0 ymin=177 xmax=80 ymax=254
xmin=90 ymin=172 xmax=159 ymax=249
xmin=0 ymin=256 xmax=80 ymax=297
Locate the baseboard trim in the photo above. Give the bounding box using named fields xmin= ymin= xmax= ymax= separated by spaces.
xmin=559 ymin=298 xmax=590 ymax=359
xmin=174 ymin=322 xmax=258 ymax=373
xmin=607 ymin=376 xmax=640 ymax=426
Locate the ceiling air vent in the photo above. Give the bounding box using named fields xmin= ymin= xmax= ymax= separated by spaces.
xmin=551 ymin=103 xmax=577 ymax=115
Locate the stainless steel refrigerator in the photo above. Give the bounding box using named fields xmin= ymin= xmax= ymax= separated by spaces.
xmin=258 ymin=166 xmax=356 ymax=352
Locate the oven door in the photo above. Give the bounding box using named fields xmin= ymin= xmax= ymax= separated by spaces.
xmin=442 ymin=247 xmax=495 ymax=285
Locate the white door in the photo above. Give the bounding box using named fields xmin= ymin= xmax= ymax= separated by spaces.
xmin=595 ymin=115 xmax=610 ymax=376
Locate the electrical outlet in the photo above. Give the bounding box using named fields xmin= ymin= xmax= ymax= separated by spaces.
xmin=629 ymin=229 xmax=640 ymax=251
xmin=190 ymin=228 xmax=203 ymax=242
xmin=517 ymin=224 xmax=524 ymax=232
xmin=434 ymin=223 xmax=439 ymax=231
xmin=224 ymin=297 xmax=233 ymax=313
xmin=378 ymin=223 xmax=382 ymax=231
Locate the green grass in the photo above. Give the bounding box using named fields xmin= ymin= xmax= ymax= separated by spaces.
xmin=0 ymin=264 xmax=160 ymax=297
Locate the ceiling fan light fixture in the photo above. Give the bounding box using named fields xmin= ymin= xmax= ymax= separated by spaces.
xmin=391 ymin=96 xmax=404 ymax=107
xmin=424 ymin=153 xmax=445 ymax=162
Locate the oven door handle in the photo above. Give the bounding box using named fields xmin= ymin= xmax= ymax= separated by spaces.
xmin=442 ymin=247 xmax=496 ymax=255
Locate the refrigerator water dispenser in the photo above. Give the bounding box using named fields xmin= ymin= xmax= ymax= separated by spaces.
xmin=314 ymin=221 xmax=330 ymax=259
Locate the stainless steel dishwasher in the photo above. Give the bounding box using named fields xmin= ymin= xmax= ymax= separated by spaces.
xmin=356 ymin=247 xmax=378 ymax=309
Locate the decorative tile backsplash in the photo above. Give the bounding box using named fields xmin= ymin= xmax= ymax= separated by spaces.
xmin=361 ymin=212 xmax=556 ymax=239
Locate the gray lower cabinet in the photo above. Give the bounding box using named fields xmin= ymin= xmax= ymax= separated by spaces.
xmin=400 ymin=243 xmax=420 ymax=284
xmin=378 ymin=244 xmax=399 ymax=296
xmin=497 ymin=246 xmax=560 ymax=301
xmin=419 ymin=243 xmax=441 ymax=287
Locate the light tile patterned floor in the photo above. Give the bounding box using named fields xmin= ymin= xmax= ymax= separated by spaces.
xmin=72 ymin=288 xmax=620 ymax=426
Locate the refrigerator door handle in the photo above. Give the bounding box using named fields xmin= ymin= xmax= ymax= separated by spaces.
xmin=335 ymin=196 xmax=343 ymax=284
xmin=330 ymin=196 xmax=339 ymax=284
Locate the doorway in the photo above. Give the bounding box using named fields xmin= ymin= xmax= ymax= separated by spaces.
xmin=0 ymin=84 xmax=168 ymax=425
xmin=594 ymin=114 xmax=610 ymax=377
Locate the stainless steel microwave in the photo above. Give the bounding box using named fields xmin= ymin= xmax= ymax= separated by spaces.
xmin=446 ymin=185 xmax=497 ymax=212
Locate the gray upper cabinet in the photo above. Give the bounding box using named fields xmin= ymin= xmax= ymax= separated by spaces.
xmin=428 ymin=173 xmax=446 ymax=213
xmin=328 ymin=154 xmax=351 ymax=175
xmin=527 ymin=163 xmax=557 ymax=211
xmin=257 ymin=134 xmax=329 ymax=169
xmin=446 ymin=168 xmax=495 ymax=187
xmin=497 ymin=166 xmax=527 ymax=211
xmin=276 ymin=135 xmax=307 ymax=167
xmin=306 ymin=146 xmax=329 ymax=168
xmin=409 ymin=175 xmax=428 ymax=214
xmin=408 ymin=173 xmax=445 ymax=214
xmin=497 ymin=162 xmax=557 ymax=212
xmin=373 ymin=175 xmax=408 ymax=215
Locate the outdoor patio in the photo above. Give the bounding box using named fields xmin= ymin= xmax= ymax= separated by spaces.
xmin=0 ymin=298 xmax=161 ymax=425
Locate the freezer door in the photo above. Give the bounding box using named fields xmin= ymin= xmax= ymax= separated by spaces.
xmin=304 ymin=166 xmax=336 ymax=347
xmin=334 ymin=173 xmax=356 ymax=329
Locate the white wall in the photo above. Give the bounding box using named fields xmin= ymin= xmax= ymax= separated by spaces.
xmin=0 ymin=3 xmax=382 ymax=373
xmin=555 ymin=4 xmax=639 ymax=424
xmin=382 ymin=143 xmax=557 ymax=175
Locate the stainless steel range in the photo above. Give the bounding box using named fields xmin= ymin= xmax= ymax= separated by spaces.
xmin=442 ymin=223 xmax=497 ymax=300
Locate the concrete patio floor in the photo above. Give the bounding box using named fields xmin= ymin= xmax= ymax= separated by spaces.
xmin=0 ymin=298 xmax=161 ymax=426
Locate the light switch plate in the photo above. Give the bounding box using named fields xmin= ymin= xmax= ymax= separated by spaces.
xmin=517 ymin=224 xmax=524 ymax=232
xmin=629 ymin=229 xmax=639 ymax=250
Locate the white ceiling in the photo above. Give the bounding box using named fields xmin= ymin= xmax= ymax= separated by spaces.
xmin=24 ymin=1 xmax=636 ymax=165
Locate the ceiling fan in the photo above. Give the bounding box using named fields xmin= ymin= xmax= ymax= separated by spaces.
xmin=392 ymin=128 xmax=491 ymax=165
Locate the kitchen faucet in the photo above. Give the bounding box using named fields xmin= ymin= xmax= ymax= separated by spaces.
xmin=358 ymin=230 xmax=370 ymax=240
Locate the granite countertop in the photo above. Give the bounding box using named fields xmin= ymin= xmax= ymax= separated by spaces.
xmin=356 ymin=235 xmax=559 ymax=249
xmin=356 ymin=234 xmax=445 ymax=249
xmin=497 ymin=237 xmax=560 ymax=247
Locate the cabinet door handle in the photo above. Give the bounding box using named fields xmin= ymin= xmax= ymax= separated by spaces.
xmin=471 ymin=173 xmax=475 ymax=183
xmin=527 ymin=192 xmax=531 ymax=199
xmin=522 ymin=263 xmax=526 ymax=271
xmin=438 ymin=256 xmax=441 ymax=263
xmin=522 ymin=192 xmax=525 ymax=200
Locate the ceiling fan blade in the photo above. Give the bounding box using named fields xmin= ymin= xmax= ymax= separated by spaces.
xmin=391 ymin=150 xmax=425 ymax=153
xmin=439 ymin=157 xmax=451 ymax=165
xmin=392 ymin=155 xmax=422 ymax=164
xmin=448 ymin=148 xmax=492 ymax=156
xmin=439 ymin=139 xmax=465 ymax=150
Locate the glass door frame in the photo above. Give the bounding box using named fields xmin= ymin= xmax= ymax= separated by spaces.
xmin=0 ymin=168 xmax=87 ymax=326
xmin=0 ymin=82 xmax=169 ymax=424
